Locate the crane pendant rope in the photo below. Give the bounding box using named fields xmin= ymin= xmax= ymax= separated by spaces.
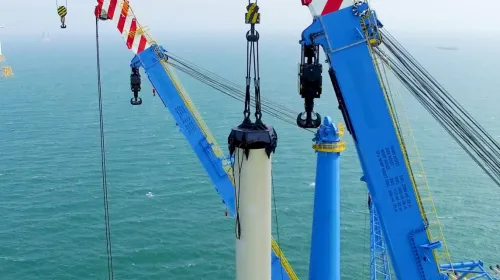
xmin=241 ymin=0 xmax=263 ymax=127
xmin=94 ymin=16 xmax=115 ymax=280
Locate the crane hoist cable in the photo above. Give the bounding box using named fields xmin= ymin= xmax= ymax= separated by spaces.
xmin=241 ymin=0 xmax=264 ymax=127
xmin=94 ymin=17 xmax=115 ymax=280
xmin=232 ymin=0 xmax=265 ymax=241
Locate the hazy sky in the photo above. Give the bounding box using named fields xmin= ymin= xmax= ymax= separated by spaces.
xmin=0 ymin=0 xmax=498 ymax=36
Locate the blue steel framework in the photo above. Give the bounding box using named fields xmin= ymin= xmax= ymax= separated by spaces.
xmin=369 ymin=193 xmax=392 ymax=280
xmin=300 ymin=2 xmax=499 ymax=279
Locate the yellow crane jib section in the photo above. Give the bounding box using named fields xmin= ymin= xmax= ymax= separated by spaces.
xmin=245 ymin=3 xmax=260 ymax=24
xmin=271 ymin=240 xmax=297 ymax=279
xmin=2 ymin=66 xmax=14 ymax=78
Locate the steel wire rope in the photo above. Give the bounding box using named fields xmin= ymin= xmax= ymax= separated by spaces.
xmin=381 ymin=43 xmax=500 ymax=170
xmin=167 ymin=59 xmax=316 ymax=133
xmin=374 ymin=48 xmax=500 ymax=177
xmin=382 ymin=34 xmax=500 ymax=164
xmin=168 ymin=61 xmax=302 ymax=129
xmin=381 ymin=31 xmax=500 ymax=165
xmin=167 ymin=58 xmax=297 ymax=121
xmin=376 ymin=38 xmax=500 ymax=171
xmin=380 ymin=42 xmax=500 ymax=177
xmin=166 ymin=57 xmax=297 ymax=120
xmin=95 ymin=17 xmax=114 ymax=280
xmin=167 ymin=53 xmax=298 ymax=117
xmin=382 ymin=30 xmax=500 ymax=154
xmin=386 ymin=52 xmax=500 ymax=181
xmin=230 ymin=149 xmax=245 ymax=240
xmin=55 ymin=0 xmax=68 ymax=8
xmin=373 ymin=46 xmax=500 ymax=187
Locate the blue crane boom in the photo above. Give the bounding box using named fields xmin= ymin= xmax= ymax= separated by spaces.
xmin=129 ymin=49 xmax=236 ymax=215
xmin=299 ymin=3 xmax=443 ymax=279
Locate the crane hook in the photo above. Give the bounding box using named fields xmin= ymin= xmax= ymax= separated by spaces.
xmin=130 ymin=67 xmax=142 ymax=105
xmin=57 ymin=5 xmax=68 ymax=28
xmin=296 ymin=111 xmax=321 ymax=128
xmin=297 ymin=44 xmax=322 ymax=129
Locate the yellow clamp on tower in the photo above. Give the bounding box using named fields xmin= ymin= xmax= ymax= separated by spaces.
xmin=312 ymin=122 xmax=346 ymax=153
xmin=245 ymin=2 xmax=260 ymax=24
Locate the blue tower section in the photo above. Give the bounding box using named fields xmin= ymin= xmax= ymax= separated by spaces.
xmin=299 ymin=3 xmax=443 ymax=279
xmin=309 ymin=116 xmax=345 ymax=280
xmin=129 ymin=45 xmax=292 ymax=280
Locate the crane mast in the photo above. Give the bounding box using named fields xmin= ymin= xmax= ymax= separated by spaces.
xmin=299 ymin=2 xmax=442 ymax=278
xmin=299 ymin=1 xmax=500 ymax=279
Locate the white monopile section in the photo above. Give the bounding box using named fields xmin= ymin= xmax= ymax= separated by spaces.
xmin=234 ymin=147 xmax=272 ymax=280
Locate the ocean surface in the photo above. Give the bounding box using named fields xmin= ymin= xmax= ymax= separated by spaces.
xmin=0 ymin=31 xmax=499 ymax=279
